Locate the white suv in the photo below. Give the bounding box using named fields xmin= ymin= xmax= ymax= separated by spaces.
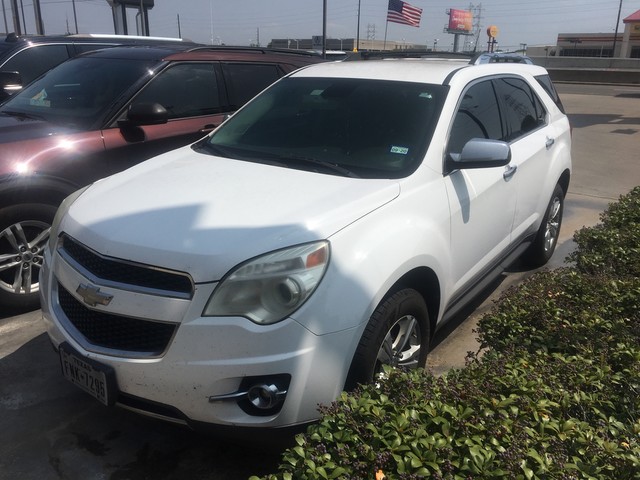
xmin=41 ymin=55 xmax=571 ymax=431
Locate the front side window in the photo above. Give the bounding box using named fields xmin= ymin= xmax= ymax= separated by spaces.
xmin=448 ymin=80 xmax=503 ymax=155
xmin=0 ymin=56 xmax=155 ymax=130
xmin=133 ymin=63 xmax=222 ymax=119
xmin=199 ymin=77 xmax=447 ymax=179
xmin=494 ymin=77 xmax=547 ymax=141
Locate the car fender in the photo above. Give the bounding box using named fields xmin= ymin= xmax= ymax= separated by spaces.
xmin=291 ymin=178 xmax=451 ymax=337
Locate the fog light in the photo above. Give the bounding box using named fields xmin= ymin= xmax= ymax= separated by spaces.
xmin=208 ymin=374 xmax=291 ymax=417
xmin=247 ymin=383 xmax=286 ymax=410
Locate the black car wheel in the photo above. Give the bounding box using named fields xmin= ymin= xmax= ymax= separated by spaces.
xmin=345 ymin=288 xmax=430 ymax=390
xmin=522 ymin=184 xmax=565 ymax=268
xmin=0 ymin=204 xmax=57 ymax=310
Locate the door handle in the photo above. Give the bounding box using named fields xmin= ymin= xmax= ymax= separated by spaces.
xmin=199 ymin=124 xmax=217 ymax=133
xmin=503 ymin=164 xmax=517 ymax=180
xmin=545 ymin=137 xmax=555 ymax=149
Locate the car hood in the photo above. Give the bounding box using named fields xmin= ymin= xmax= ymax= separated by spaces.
xmin=0 ymin=113 xmax=76 ymax=143
xmin=63 ymin=146 xmax=400 ymax=283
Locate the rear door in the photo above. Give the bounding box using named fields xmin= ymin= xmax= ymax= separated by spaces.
xmin=493 ymin=75 xmax=553 ymax=240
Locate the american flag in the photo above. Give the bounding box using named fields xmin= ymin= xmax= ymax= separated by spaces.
xmin=387 ymin=0 xmax=422 ymax=27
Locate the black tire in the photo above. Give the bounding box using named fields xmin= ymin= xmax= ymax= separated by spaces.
xmin=0 ymin=203 xmax=58 ymax=311
xmin=522 ymin=184 xmax=564 ymax=268
xmin=345 ymin=288 xmax=430 ymax=390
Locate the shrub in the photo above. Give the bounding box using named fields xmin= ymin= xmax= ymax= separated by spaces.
xmin=569 ymin=186 xmax=640 ymax=278
xmin=254 ymin=353 xmax=639 ymax=479
xmin=252 ymin=187 xmax=640 ymax=480
xmin=476 ymin=269 xmax=640 ymax=371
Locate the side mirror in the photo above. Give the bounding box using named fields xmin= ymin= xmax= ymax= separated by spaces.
xmin=446 ymin=138 xmax=511 ymax=173
xmin=120 ymin=102 xmax=168 ymax=127
xmin=0 ymin=71 xmax=23 ymax=97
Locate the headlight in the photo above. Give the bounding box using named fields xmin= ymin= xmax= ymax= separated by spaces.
xmin=48 ymin=185 xmax=90 ymax=253
xmin=203 ymin=241 xmax=329 ymax=325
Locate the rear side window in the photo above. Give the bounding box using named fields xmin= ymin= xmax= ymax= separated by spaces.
xmin=221 ymin=63 xmax=281 ymax=109
xmin=448 ymin=79 xmax=503 ymax=154
xmin=494 ymin=77 xmax=547 ymax=141
xmin=134 ymin=63 xmax=222 ymax=119
xmin=2 ymin=44 xmax=70 ymax=85
xmin=535 ymin=74 xmax=565 ymax=113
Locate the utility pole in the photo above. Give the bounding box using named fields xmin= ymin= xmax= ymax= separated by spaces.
xmin=612 ymin=0 xmax=623 ymax=59
xmin=1 ymin=0 xmax=9 ymax=33
xmin=322 ymin=0 xmax=327 ymax=58
xmin=33 ymin=0 xmax=44 ymax=34
xmin=356 ymin=0 xmax=361 ymax=51
xmin=71 ymin=0 xmax=78 ymax=33
xmin=10 ymin=0 xmax=21 ymax=35
xmin=468 ymin=3 xmax=483 ymax=52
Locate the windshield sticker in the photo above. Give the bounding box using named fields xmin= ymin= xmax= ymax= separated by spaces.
xmin=419 ymin=92 xmax=433 ymax=99
xmin=310 ymin=89 xmax=324 ymax=96
xmin=30 ymin=89 xmax=50 ymax=107
xmin=390 ymin=146 xmax=409 ymax=155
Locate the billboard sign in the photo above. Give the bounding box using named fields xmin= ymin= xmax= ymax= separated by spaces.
xmin=448 ymin=9 xmax=472 ymax=34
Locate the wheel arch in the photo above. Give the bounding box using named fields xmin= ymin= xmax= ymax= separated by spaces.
xmin=0 ymin=175 xmax=81 ymax=209
xmin=558 ymin=168 xmax=570 ymax=197
xmin=387 ymin=266 xmax=441 ymax=340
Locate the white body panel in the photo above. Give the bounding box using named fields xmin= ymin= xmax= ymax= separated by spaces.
xmin=41 ymin=57 xmax=572 ymax=429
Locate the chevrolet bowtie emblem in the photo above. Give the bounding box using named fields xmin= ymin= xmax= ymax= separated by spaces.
xmin=76 ymin=284 xmax=113 ymax=307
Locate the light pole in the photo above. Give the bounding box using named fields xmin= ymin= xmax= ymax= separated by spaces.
xmin=433 ymin=39 xmax=438 ymax=51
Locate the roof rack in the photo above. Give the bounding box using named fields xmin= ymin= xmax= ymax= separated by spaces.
xmin=187 ymin=46 xmax=322 ymax=57
xmin=469 ymin=52 xmax=533 ymax=64
xmin=68 ymin=33 xmax=189 ymax=42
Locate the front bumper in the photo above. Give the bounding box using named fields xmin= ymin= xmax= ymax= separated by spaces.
xmin=40 ymin=240 xmax=357 ymax=428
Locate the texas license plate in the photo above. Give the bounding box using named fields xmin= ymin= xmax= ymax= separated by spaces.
xmin=59 ymin=343 xmax=115 ymax=406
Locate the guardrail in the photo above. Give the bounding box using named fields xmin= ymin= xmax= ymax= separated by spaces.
xmin=530 ymin=56 xmax=640 ymax=85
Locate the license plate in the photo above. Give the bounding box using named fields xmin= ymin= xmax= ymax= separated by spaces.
xmin=59 ymin=343 xmax=116 ymax=406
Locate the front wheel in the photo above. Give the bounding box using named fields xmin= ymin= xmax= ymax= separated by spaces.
xmin=0 ymin=203 xmax=58 ymax=311
xmin=522 ymin=184 xmax=565 ymax=268
xmin=345 ymin=288 xmax=430 ymax=390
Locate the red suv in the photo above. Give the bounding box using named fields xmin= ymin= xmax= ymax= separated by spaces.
xmin=0 ymin=45 xmax=324 ymax=309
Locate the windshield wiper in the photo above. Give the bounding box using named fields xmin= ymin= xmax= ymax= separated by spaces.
xmin=193 ymin=142 xmax=360 ymax=178
xmin=278 ymin=154 xmax=360 ymax=178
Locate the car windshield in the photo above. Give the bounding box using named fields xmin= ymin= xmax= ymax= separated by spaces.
xmin=0 ymin=56 xmax=156 ymax=129
xmin=201 ymin=77 xmax=447 ymax=178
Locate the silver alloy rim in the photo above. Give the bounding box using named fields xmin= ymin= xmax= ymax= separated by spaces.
xmin=0 ymin=220 xmax=50 ymax=295
xmin=544 ymin=197 xmax=562 ymax=253
xmin=376 ymin=314 xmax=421 ymax=369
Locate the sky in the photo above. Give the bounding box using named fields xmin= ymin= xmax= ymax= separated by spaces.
xmin=2 ymin=0 xmax=639 ymax=51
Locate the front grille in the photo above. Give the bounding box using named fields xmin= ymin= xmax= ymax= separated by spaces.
xmin=60 ymin=235 xmax=193 ymax=296
xmin=58 ymin=284 xmax=177 ymax=355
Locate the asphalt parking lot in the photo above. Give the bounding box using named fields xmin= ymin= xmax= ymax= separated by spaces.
xmin=1 ymin=82 xmax=639 ymax=480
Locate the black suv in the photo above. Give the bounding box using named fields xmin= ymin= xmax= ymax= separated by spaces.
xmin=0 ymin=33 xmax=199 ymax=100
xmin=0 ymin=44 xmax=324 ymax=310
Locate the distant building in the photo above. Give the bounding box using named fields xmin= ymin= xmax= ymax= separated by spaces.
xmin=556 ymin=9 xmax=640 ymax=58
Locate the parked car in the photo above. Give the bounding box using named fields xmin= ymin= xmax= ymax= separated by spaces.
xmin=0 ymin=33 xmax=200 ymax=100
xmin=0 ymin=45 xmax=325 ymax=309
xmin=41 ymin=55 xmax=571 ymax=432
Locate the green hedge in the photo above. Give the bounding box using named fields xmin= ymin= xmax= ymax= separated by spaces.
xmin=252 ymin=187 xmax=640 ymax=480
